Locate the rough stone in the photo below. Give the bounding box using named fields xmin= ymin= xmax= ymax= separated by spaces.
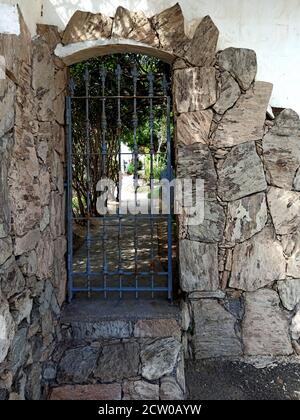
xmin=177 ymin=143 xmax=217 ymax=200
xmin=57 ymin=346 xmax=98 ymax=384
xmin=25 ymin=363 xmax=42 ymax=401
xmin=179 ymin=240 xmax=219 ymax=292
xmin=291 ymin=306 xmax=300 ymax=341
xmin=0 ymin=237 xmax=12 ymax=265
xmin=225 ymin=193 xmax=268 ymax=243
xmin=213 ymin=71 xmax=241 ymax=115
xmin=185 ymin=15 xmax=219 ymax=67
xmin=263 ymin=109 xmax=300 ymax=190
xmin=40 ymin=206 xmax=50 ymax=232
xmin=218 ymin=142 xmax=267 ymax=201
xmin=217 ymin=47 xmax=257 ymax=90
xmin=230 ymin=227 xmax=286 ymax=291
xmin=112 ymin=6 xmax=158 ymax=46
xmin=287 ymin=240 xmax=300 ymax=278
xmin=0 ymin=294 xmax=15 ymax=363
xmin=267 ymin=187 xmax=300 ymax=235
xmin=10 ymin=291 xmax=33 ymax=325
xmin=213 ymin=82 xmax=272 ymax=147
xmin=36 ymin=231 xmax=54 ymax=280
xmin=141 ymin=338 xmax=181 ymax=381
xmin=160 ymin=376 xmax=184 ymax=400
xmin=14 ymin=229 xmax=40 ymax=257
xmin=174 ymin=67 xmax=217 ymax=113
xmin=243 ymin=289 xmax=293 ymax=355
xmin=188 ymin=290 xmax=226 ymax=300
xmin=151 ymin=3 xmax=189 ymax=54
xmin=62 ymin=11 xmax=112 ymax=45
xmin=0 ymin=258 xmax=25 ymax=299
xmin=6 ymin=328 xmax=28 ymax=374
xmin=134 ymin=319 xmax=181 ymax=339
xmin=278 ymin=279 xmax=300 ymax=311
xmin=187 ymin=200 xmax=225 ymax=243
xmin=70 ymin=320 xmax=133 ymax=340
xmin=176 ymin=110 xmax=213 ymax=146
xmin=0 ymin=79 xmax=15 ymax=137
xmin=95 ymin=341 xmax=140 ymax=381
xmin=37 ymin=24 xmax=61 ymax=52
xmin=50 ymin=384 xmax=121 ymax=400
xmin=191 ymin=299 xmax=242 ymax=359
xmin=123 ymin=380 xmax=159 ymax=400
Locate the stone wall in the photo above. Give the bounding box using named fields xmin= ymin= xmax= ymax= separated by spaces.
xmin=0 ymin=10 xmax=67 ymax=400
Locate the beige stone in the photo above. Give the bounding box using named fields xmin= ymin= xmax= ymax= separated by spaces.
xmin=291 ymin=306 xmax=300 ymax=341
xmin=217 ymin=47 xmax=257 ymax=90
xmin=14 ymin=229 xmax=41 ymax=256
xmin=176 ymin=110 xmax=213 ymax=146
xmin=213 ymin=71 xmax=241 ymax=115
xmin=243 ymin=289 xmax=293 ymax=355
xmin=62 ymin=11 xmax=112 ymax=45
xmin=185 ymin=15 xmax=219 ymax=67
xmin=230 ymin=227 xmax=286 ymax=291
xmin=213 ymin=82 xmax=273 ymax=147
xmin=263 ymin=109 xmax=300 ymax=190
xmin=112 ymin=6 xmax=158 ymax=46
xmin=179 ymin=240 xmax=219 ymax=292
xmin=50 ymin=384 xmax=121 ymax=400
xmin=134 ymin=319 xmax=181 ymax=339
xmin=267 ymin=187 xmax=300 ymax=235
xmin=218 ymin=142 xmax=267 ymax=201
xmin=0 ymin=237 xmax=13 ymax=266
xmin=225 ymin=193 xmax=268 ymax=243
xmin=174 ymin=67 xmax=217 ymax=113
xmin=151 ymin=3 xmax=189 ymax=55
xmin=191 ymin=299 xmax=242 ymax=359
xmin=278 ymin=279 xmax=300 ymax=311
xmin=0 ymin=293 xmax=15 ymax=364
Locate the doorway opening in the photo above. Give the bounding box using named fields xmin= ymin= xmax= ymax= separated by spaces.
xmin=66 ymin=54 xmax=177 ymax=302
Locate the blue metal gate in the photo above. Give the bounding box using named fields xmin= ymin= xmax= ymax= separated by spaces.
xmin=66 ymin=58 xmax=173 ymax=301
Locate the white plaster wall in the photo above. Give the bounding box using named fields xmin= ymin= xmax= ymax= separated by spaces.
xmin=1 ymin=0 xmax=300 ymax=113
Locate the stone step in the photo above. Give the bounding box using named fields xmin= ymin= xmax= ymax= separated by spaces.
xmin=46 ymin=299 xmax=185 ymax=400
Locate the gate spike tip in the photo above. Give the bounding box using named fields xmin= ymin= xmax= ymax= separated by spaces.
xmin=162 ymin=74 xmax=169 ymax=95
xmin=115 ymin=64 xmax=122 ymax=78
xmin=100 ymin=64 xmax=107 ymax=82
xmin=131 ymin=65 xmax=139 ymax=80
xmin=84 ymin=66 xmax=90 ymax=83
xmin=147 ymin=72 xmax=155 ymax=96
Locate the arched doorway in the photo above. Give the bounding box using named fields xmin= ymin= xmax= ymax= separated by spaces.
xmin=66 ymin=53 xmax=177 ymax=302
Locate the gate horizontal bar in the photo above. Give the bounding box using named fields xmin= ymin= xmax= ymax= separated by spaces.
xmin=72 ymin=287 xmax=169 ymax=293
xmin=71 ymin=95 xmax=168 ymax=100
xmin=73 ymin=271 xmax=169 ymax=277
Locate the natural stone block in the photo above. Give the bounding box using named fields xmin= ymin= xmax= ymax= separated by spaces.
xmin=134 ymin=319 xmax=181 ymax=339
xmin=62 ymin=11 xmax=112 ymax=45
xmin=213 ymin=71 xmax=240 ymax=115
xmin=177 ymin=143 xmax=217 ymax=200
xmin=188 ymin=290 xmax=226 ymax=299
xmin=95 ymin=341 xmax=140 ymax=381
xmin=267 ymin=187 xmax=300 ymax=235
xmin=225 ymin=193 xmax=268 ymax=243
xmin=185 ymin=15 xmax=219 ymax=67
xmin=213 ymin=82 xmax=272 ymax=147
xmin=0 ymin=257 xmax=25 ymax=299
xmin=287 ymin=244 xmax=300 ymax=278
xmin=112 ymin=6 xmax=158 ymax=46
xmin=36 ymin=231 xmax=54 ymax=280
xmin=0 ymin=79 xmax=16 ymax=137
xmin=37 ymin=24 xmax=61 ymax=52
xmin=230 ymin=227 xmax=286 ymax=291
xmin=174 ymin=67 xmax=217 ymax=113
xmin=217 ymin=47 xmax=257 ymax=90
xmin=187 ymin=200 xmax=225 ymax=243
xmin=160 ymin=376 xmax=183 ymax=400
xmin=0 ymin=237 xmax=12 ymax=266
xmin=57 ymin=346 xmax=99 ymax=384
xmin=0 ymin=294 xmax=15 ymax=363
xmin=218 ymin=142 xmax=267 ymax=201
xmin=50 ymin=384 xmax=121 ymax=400
xmin=263 ymin=109 xmax=300 ymax=190
xmin=176 ymin=110 xmax=213 ymax=146
xmin=179 ymin=240 xmax=219 ymax=292
xmin=70 ymin=320 xmax=133 ymax=340
xmin=123 ymin=380 xmax=159 ymax=400
xmin=243 ymin=289 xmax=293 ymax=355
xmin=278 ymin=279 xmax=300 ymax=311
xmin=151 ymin=3 xmax=188 ymax=55
xmin=141 ymin=338 xmax=181 ymax=381
xmin=191 ymin=299 xmax=242 ymax=359
xmin=291 ymin=306 xmax=300 ymax=341
xmin=10 ymin=291 xmax=32 ymax=325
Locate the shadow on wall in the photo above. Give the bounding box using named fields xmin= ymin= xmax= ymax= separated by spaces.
xmin=40 ymin=0 xmax=180 ymax=30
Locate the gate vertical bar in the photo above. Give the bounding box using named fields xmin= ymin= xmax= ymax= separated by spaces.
xmin=66 ymin=90 xmax=73 ymax=303
xmin=84 ymin=67 xmax=92 ymax=297
xmin=132 ymin=65 xmax=139 ymax=299
xmin=165 ymin=75 xmax=173 ymax=301
xmin=147 ymin=72 xmax=155 ymax=298
xmin=100 ymin=65 xmax=108 ymax=298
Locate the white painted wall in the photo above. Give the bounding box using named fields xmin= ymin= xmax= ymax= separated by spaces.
xmin=1 ymin=0 xmax=300 ymax=113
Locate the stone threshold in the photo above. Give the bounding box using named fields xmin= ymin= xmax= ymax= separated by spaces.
xmin=61 ymin=298 xmax=180 ymax=323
